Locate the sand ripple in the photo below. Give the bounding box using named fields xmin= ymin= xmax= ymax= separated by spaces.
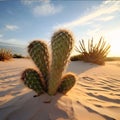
xmin=0 ymin=59 xmax=120 ymax=120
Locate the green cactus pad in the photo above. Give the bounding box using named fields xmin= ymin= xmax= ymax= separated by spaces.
xmin=21 ymin=68 xmax=45 ymax=94
xmin=58 ymin=73 xmax=76 ymax=94
xmin=28 ymin=40 xmax=50 ymax=83
xmin=48 ymin=29 xmax=74 ymax=95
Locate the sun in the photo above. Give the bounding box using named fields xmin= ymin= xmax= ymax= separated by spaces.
xmin=105 ymin=29 xmax=120 ymax=57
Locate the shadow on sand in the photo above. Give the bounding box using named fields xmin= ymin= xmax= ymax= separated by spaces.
xmin=0 ymin=61 xmax=101 ymax=120
xmin=0 ymin=92 xmax=68 ymax=120
xmin=67 ymin=61 xmax=98 ymax=74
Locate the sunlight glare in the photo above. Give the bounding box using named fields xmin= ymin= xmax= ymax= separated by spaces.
xmin=105 ymin=29 xmax=120 ymax=57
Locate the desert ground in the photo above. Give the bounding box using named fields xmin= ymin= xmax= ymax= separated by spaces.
xmin=0 ymin=59 xmax=120 ymax=120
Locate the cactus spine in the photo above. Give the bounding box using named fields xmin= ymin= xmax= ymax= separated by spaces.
xmin=48 ymin=30 xmax=74 ymax=95
xmin=21 ymin=29 xmax=76 ymax=97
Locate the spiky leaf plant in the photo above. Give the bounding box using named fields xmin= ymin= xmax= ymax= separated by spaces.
xmin=21 ymin=29 xmax=76 ymax=97
xmin=0 ymin=48 xmax=12 ymax=61
xmin=75 ymin=37 xmax=111 ymax=65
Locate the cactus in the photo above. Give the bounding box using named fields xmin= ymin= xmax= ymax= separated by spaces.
xmin=21 ymin=29 xmax=76 ymax=97
xmin=21 ymin=68 xmax=45 ymax=95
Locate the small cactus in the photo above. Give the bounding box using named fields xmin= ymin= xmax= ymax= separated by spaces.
xmin=21 ymin=29 xmax=77 ymax=97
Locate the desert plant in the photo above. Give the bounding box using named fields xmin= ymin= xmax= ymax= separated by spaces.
xmin=0 ymin=48 xmax=12 ymax=61
xmin=75 ymin=37 xmax=111 ymax=65
xmin=70 ymin=54 xmax=83 ymax=61
xmin=21 ymin=29 xmax=76 ymax=97
xmin=13 ymin=54 xmax=24 ymax=58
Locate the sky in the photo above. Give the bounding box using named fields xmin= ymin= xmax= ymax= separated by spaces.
xmin=0 ymin=0 xmax=120 ymax=57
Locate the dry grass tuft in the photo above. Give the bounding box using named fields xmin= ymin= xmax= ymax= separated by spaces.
xmin=0 ymin=48 xmax=12 ymax=61
xmin=72 ymin=37 xmax=111 ymax=65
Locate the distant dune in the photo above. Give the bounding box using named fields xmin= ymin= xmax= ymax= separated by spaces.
xmin=106 ymin=57 xmax=120 ymax=61
xmin=0 ymin=42 xmax=27 ymax=56
xmin=0 ymin=59 xmax=120 ymax=120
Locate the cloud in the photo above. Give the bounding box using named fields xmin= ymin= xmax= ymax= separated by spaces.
xmin=95 ymin=16 xmax=114 ymax=22
xmin=5 ymin=25 xmax=19 ymax=31
xmin=21 ymin=0 xmax=49 ymax=5
xmin=0 ymin=38 xmax=27 ymax=55
xmin=54 ymin=1 xmax=120 ymax=29
xmin=0 ymin=34 xmax=3 ymax=38
xmin=33 ymin=2 xmax=62 ymax=16
xmin=0 ymin=38 xmax=27 ymax=46
xmin=21 ymin=0 xmax=37 ymax=5
xmin=21 ymin=0 xmax=62 ymax=16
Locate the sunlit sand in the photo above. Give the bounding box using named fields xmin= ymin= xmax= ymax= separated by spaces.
xmin=0 ymin=59 xmax=120 ymax=120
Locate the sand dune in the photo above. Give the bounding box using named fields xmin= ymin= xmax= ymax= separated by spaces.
xmin=0 ymin=59 xmax=120 ymax=120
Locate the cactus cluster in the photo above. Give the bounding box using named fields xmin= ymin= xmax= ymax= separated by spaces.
xmin=21 ymin=29 xmax=76 ymax=96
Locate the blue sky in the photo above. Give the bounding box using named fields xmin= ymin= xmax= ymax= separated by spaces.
xmin=0 ymin=0 xmax=120 ymax=56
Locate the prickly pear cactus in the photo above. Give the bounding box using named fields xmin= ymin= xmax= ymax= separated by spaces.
xmin=48 ymin=30 xmax=74 ymax=95
xmin=21 ymin=29 xmax=76 ymax=97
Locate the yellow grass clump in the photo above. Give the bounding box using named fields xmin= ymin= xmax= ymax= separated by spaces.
xmin=72 ymin=37 xmax=111 ymax=65
xmin=0 ymin=48 xmax=12 ymax=61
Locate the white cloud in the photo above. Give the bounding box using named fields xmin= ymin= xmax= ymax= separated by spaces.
xmin=5 ymin=25 xmax=19 ymax=31
xmin=0 ymin=38 xmax=27 ymax=46
xmin=21 ymin=0 xmax=36 ymax=5
xmin=95 ymin=16 xmax=114 ymax=22
xmin=21 ymin=0 xmax=49 ymax=5
xmin=21 ymin=0 xmax=62 ymax=16
xmin=33 ymin=2 xmax=62 ymax=16
xmin=54 ymin=1 xmax=120 ymax=29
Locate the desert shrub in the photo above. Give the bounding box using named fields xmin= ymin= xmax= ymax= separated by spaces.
xmin=0 ymin=48 xmax=12 ymax=61
xmin=75 ymin=37 xmax=111 ymax=65
xmin=106 ymin=57 xmax=120 ymax=61
xmin=13 ymin=54 xmax=24 ymax=58
xmin=70 ymin=54 xmax=82 ymax=61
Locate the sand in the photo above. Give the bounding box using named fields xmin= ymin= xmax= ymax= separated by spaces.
xmin=0 ymin=59 xmax=120 ymax=120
